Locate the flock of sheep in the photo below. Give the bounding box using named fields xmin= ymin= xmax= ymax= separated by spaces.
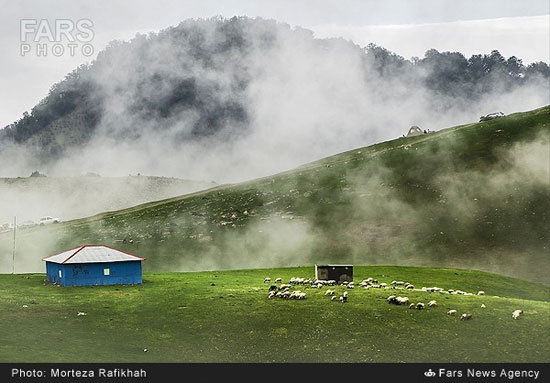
xmin=263 ymin=276 xmax=526 ymax=320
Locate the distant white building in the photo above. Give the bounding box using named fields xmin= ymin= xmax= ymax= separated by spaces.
xmin=406 ymin=126 xmax=425 ymax=137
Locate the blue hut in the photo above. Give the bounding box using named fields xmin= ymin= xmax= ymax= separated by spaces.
xmin=43 ymin=245 xmax=145 ymax=286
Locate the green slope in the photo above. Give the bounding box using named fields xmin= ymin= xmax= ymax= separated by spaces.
xmin=0 ymin=267 xmax=548 ymax=362
xmin=1 ymin=106 xmax=549 ymax=282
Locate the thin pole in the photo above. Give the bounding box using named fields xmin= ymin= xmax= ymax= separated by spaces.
xmin=12 ymin=216 xmax=16 ymax=274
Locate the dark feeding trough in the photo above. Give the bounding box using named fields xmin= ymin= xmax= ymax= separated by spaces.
xmin=315 ymin=264 xmax=353 ymax=283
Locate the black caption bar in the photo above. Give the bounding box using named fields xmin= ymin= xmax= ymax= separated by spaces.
xmin=2 ymin=363 xmax=548 ymax=382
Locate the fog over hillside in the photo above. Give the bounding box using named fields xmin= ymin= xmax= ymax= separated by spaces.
xmin=1 ymin=17 xmax=548 ymax=183
xmin=0 ymin=176 xmax=216 ymax=224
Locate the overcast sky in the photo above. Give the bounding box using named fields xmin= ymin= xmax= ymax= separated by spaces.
xmin=1 ymin=0 xmax=549 ymax=128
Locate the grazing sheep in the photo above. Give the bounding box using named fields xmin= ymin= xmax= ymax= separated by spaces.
xmin=77 ymin=312 xmax=87 ymax=316
xmin=396 ymin=296 xmax=410 ymax=305
xmin=275 ymin=278 xmax=282 ymax=283
xmin=477 ymin=291 xmax=485 ymax=296
xmin=409 ymin=303 xmax=415 ymax=309
xmin=347 ymin=284 xmax=354 ymax=289
xmin=406 ymin=285 xmax=415 ymax=290
xmin=268 ymin=285 xmax=278 ymax=292
xmin=264 ymin=277 xmax=271 ymax=283
xmin=447 ymin=310 xmax=457 ymax=316
xmin=512 ymin=310 xmax=524 ymax=320
xmin=427 ymin=300 xmax=437 ymax=307
xmin=331 ymin=296 xmax=337 ymax=301
xmin=461 ymin=313 xmax=473 ymax=321
xmin=324 ymin=289 xmax=335 ymax=296
xmin=391 ymin=280 xmax=397 ymax=285
xmin=327 ymin=280 xmax=337 ymax=286
xmin=395 ymin=281 xmax=405 ymax=286
xmin=380 ymin=283 xmax=387 ymax=288
xmin=416 ymin=303 xmax=425 ymax=310
xmin=387 ymin=295 xmax=404 ymax=305
xmin=481 ymin=304 xmax=486 ymax=309
xmin=268 ymin=291 xmax=276 ymax=299
xmin=340 ymin=295 xmax=348 ymax=303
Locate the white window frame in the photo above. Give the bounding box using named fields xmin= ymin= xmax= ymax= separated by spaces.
xmin=58 ymin=269 xmax=62 ymax=278
xmin=103 ymin=267 xmax=110 ymax=276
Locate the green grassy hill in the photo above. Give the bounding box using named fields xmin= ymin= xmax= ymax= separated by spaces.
xmin=1 ymin=106 xmax=548 ymax=282
xmin=0 ymin=266 xmax=548 ymax=362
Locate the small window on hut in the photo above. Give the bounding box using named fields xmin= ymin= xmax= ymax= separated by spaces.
xmin=103 ymin=267 xmax=110 ymax=276
xmin=58 ymin=270 xmax=62 ymax=278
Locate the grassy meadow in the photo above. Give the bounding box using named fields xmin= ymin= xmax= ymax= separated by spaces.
xmin=0 ymin=266 xmax=548 ymax=362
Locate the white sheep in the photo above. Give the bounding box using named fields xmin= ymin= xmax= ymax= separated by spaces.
xmin=447 ymin=310 xmax=457 ymax=315
xmin=324 ymin=289 xmax=335 ymax=296
xmin=409 ymin=303 xmax=415 ymax=309
xmin=77 ymin=312 xmax=87 ymax=316
xmin=275 ymin=278 xmax=282 ymax=283
xmin=264 ymin=277 xmax=271 ymax=283
xmin=477 ymin=291 xmax=485 ymax=295
xmin=406 ymin=284 xmax=415 ymax=290
xmin=461 ymin=313 xmax=473 ymax=321
xmin=331 ymin=296 xmax=337 ymax=301
xmin=481 ymin=304 xmax=486 ymax=308
xmin=427 ymin=300 xmax=437 ymax=307
xmin=416 ymin=303 xmax=425 ymax=310
xmin=512 ymin=310 xmax=524 ymax=320
xmin=396 ymin=296 xmax=410 ymax=305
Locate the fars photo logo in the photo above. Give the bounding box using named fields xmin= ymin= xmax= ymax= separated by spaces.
xmin=424 ymin=369 xmax=436 ymax=377
xmin=20 ymin=18 xmax=94 ymax=57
